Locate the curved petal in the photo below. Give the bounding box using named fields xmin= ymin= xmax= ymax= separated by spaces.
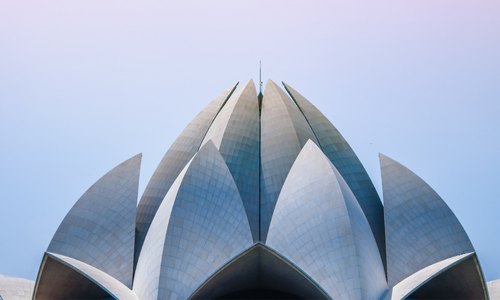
xmin=268 ymin=140 xmax=387 ymax=300
xmin=189 ymin=243 xmax=330 ymax=300
xmin=380 ymin=154 xmax=475 ymax=287
xmin=135 ymin=82 xmax=238 ymax=260
xmin=47 ymin=154 xmax=141 ymax=288
xmin=34 ymin=252 xmax=138 ymax=300
xmin=0 ymin=275 xmax=34 ymax=300
xmin=201 ymin=80 xmax=260 ymax=242
xmin=260 ymin=79 xmax=319 ymax=242
xmin=283 ymin=82 xmax=385 ymax=267
xmin=133 ymin=141 xmax=253 ymax=300
xmin=384 ymin=252 xmax=486 ymax=300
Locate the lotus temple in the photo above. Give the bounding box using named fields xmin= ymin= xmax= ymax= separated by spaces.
xmin=2 ymin=79 xmax=499 ymax=300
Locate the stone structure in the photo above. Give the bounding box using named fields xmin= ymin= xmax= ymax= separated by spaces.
xmin=1 ymin=79 xmax=497 ymax=300
xmin=0 ymin=275 xmax=34 ymax=300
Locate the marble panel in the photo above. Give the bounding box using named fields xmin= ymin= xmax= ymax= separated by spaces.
xmin=135 ymin=83 xmax=238 ymax=260
xmin=268 ymin=141 xmax=386 ymax=300
xmin=260 ymin=79 xmax=319 ymax=242
xmin=381 ymin=154 xmax=474 ymax=287
xmin=283 ymin=82 xmax=385 ymax=267
xmin=0 ymin=275 xmax=34 ymax=300
xmin=134 ymin=141 xmax=253 ymax=300
xmin=47 ymin=154 xmax=141 ymax=288
xmin=201 ymin=80 xmax=260 ymax=242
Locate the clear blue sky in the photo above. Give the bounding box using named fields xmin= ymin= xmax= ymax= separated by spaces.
xmin=1 ymin=0 xmax=499 ymax=282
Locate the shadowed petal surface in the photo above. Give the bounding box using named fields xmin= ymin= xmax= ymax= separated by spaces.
xmin=384 ymin=252 xmax=486 ymax=300
xmin=381 ymin=154 xmax=474 ymax=287
xmin=34 ymin=252 xmax=138 ymax=300
xmin=260 ymin=79 xmax=319 ymax=242
xmin=135 ymin=83 xmax=238 ymax=261
xmin=134 ymin=141 xmax=253 ymax=300
xmin=283 ymin=82 xmax=385 ymax=268
xmin=47 ymin=154 xmax=141 ymax=288
xmin=268 ymin=141 xmax=386 ymax=300
xmin=189 ymin=244 xmax=330 ymax=300
xmin=201 ymin=80 xmax=260 ymax=242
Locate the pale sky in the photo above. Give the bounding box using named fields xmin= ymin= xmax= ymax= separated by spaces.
xmin=1 ymin=0 xmax=500 ymax=282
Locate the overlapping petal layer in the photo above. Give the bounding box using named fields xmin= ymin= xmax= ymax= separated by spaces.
xmin=283 ymin=82 xmax=386 ymax=267
xmin=383 ymin=253 xmax=487 ymax=300
xmin=380 ymin=154 xmax=475 ymax=287
xmin=201 ymin=80 xmax=260 ymax=242
xmin=134 ymin=141 xmax=252 ymax=300
xmin=34 ymin=253 xmax=138 ymax=300
xmin=47 ymin=154 xmax=141 ymax=288
xmin=260 ymin=79 xmax=319 ymax=242
xmin=135 ymin=83 xmax=238 ymax=260
xmin=24 ymin=79 xmax=497 ymax=300
xmin=268 ymin=140 xmax=386 ymax=299
xmin=189 ymin=243 xmax=329 ymax=300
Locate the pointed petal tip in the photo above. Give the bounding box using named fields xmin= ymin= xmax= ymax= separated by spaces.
xmin=199 ymin=139 xmax=217 ymax=151
xmin=379 ymin=153 xmax=397 ymax=164
xmin=379 ymin=153 xmax=403 ymax=170
xmin=240 ymin=79 xmax=256 ymax=90
xmin=224 ymin=82 xmax=239 ymax=93
xmin=266 ymin=78 xmax=277 ymax=85
xmin=304 ymin=139 xmax=321 ymax=150
xmin=123 ymin=153 xmax=142 ymax=167
xmin=265 ymin=79 xmax=286 ymax=93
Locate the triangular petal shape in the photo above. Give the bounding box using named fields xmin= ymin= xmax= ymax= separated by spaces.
xmin=135 ymin=82 xmax=238 ymax=260
xmin=408 ymin=254 xmax=487 ymax=299
xmin=134 ymin=141 xmax=253 ymax=300
xmin=200 ymin=80 xmax=260 ymax=242
xmin=283 ymin=82 xmax=386 ymax=268
xmin=34 ymin=252 xmax=138 ymax=300
xmin=384 ymin=252 xmax=487 ymax=300
xmin=0 ymin=275 xmax=34 ymax=300
xmin=260 ymin=79 xmax=319 ymax=242
xmin=189 ymin=243 xmax=329 ymax=300
xmin=268 ymin=140 xmax=387 ymax=300
xmin=47 ymin=154 xmax=141 ymax=288
xmin=381 ymin=154 xmax=475 ymax=287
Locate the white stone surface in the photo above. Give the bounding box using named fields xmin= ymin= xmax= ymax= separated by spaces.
xmin=134 ymin=141 xmax=253 ymax=300
xmin=201 ymin=80 xmax=260 ymax=242
xmin=0 ymin=275 xmax=34 ymax=300
xmin=381 ymin=154 xmax=474 ymax=287
xmin=488 ymin=279 xmax=500 ymax=300
xmin=47 ymin=154 xmax=141 ymax=288
xmin=383 ymin=253 xmax=473 ymax=300
xmin=135 ymin=82 xmax=238 ymax=256
xmin=47 ymin=252 xmax=139 ymax=300
xmin=268 ymin=140 xmax=387 ymax=300
xmin=260 ymin=79 xmax=319 ymax=242
xmin=283 ymin=82 xmax=385 ymax=266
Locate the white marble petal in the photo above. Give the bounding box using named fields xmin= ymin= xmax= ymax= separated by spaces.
xmin=48 ymin=154 xmax=141 ymax=288
xmin=268 ymin=140 xmax=387 ymax=300
xmin=260 ymin=79 xmax=319 ymax=242
xmin=134 ymin=141 xmax=253 ymax=300
xmin=381 ymin=154 xmax=474 ymax=287
xmin=135 ymin=83 xmax=238 ymax=257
